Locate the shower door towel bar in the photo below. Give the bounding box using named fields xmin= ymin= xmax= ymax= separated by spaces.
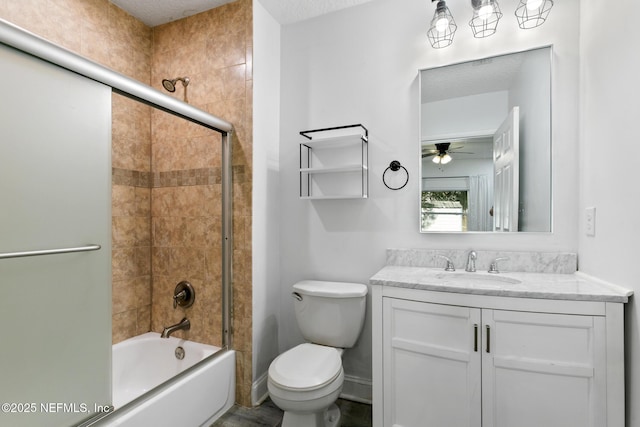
xmin=0 ymin=244 xmax=101 ymax=260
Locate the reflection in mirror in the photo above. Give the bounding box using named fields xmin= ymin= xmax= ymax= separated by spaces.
xmin=419 ymin=46 xmax=552 ymax=233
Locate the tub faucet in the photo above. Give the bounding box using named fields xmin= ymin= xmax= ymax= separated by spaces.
xmin=465 ymin=250 xmax=477 ymax=272
xmin=161 ymin=317 xmax=190 ymax=338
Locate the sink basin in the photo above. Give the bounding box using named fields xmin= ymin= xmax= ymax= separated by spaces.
xmin=433 ymin=272 xmax=521 ymax=285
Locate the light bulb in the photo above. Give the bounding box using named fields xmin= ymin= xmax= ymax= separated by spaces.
xmin=432 ymin=156 xmax=441 ymax=164
xmin=478 ymin=4 xmax=494 ymax=21
xmin=435 ymin=16 xmax=450 ymax=33
xmin=526 ymin=0 xmax=543 ymax=10
xmin=441 ymin=154 xmax=452 ymax=164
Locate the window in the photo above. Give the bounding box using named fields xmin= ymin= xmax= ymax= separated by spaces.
xmin=421 ymin=191 xmax=468 ymax=232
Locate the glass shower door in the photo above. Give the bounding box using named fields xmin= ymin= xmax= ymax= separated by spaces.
xmin=0 ymin=44 xmax=112 ymax=427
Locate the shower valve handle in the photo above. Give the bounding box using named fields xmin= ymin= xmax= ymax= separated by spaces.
xmin=173 ymin=290 xmax=187 ymax=309
xmin=172 ymin=281 xmax=195 ymax=309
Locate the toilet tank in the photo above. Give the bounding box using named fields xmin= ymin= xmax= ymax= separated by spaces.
xmin=292 ymin=280 xmax=368 ymax=348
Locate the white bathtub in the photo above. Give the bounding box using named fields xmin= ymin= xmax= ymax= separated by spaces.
xmin=93 ymin=332 xmax=235 ymax=427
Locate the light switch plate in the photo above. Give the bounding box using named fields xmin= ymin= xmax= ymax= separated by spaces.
xmin=585 ymin=207 xmax=596 ymax=236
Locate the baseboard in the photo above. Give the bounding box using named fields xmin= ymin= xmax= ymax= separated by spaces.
xmin=252 ymin=372 xmax=372 ymax=406
xmin=251 ymin=371 xmax=270 ymax=406
xmin=340 ymin=374 xmax=372 ymax=404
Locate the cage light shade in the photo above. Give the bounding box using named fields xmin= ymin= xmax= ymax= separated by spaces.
xmin=515 ymin=0 xmax=553 ymax=29
xmin=469 ymin=0 xmax=503 ymax=38
xmin=427 ymin=0 xmax=457 ymax=49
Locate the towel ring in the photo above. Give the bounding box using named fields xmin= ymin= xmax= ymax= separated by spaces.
xmin=383 ymin=160 xmax=409 ymax=190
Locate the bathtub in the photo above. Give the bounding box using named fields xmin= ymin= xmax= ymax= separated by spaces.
xmin=92 ymin=332 xmax=235 ymax=427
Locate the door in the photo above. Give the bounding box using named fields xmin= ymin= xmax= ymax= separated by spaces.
xmin=0 ymin=44 xmax=111 ymax=427
xmin=382 ymin=298 xmax=481 ymax=427
xmin=481 ymin=310 xmax=605 ymax=427
xmin=493 ymin=107 xmax=519 ymax=232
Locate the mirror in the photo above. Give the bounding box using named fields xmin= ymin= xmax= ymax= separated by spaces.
xmin=419 ymin=47 xmax=552 ymax=233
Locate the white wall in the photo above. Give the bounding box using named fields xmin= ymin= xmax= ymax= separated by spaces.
xmin=579 ymin=1 xmax=640 ymax=425
xmin=422 ymin=91 xmax=508 ymax=139
xmin=423 ymin=158 xmax=493 ymax=180
xmin=509 ymin=48 xmax=552 ymax=231
xmin=278 ymin=0 xmax=580 ymax=401
xmin=252 ymin=0 xmax=281 ymax=404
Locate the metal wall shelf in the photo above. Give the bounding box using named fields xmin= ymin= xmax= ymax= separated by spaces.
xmin=299 ymin=124 xmax=368 ymax=199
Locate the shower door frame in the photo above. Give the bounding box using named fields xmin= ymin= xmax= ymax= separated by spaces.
xmin=0 ymin=16 xmax=234 ymax=422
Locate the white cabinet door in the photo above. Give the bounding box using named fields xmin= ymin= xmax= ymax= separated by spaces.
xmin=381 ymin=298 xmax=606 ymax=427
xmin=382 ymin=298 xmax=482 ymax=427
xmin=482 ymin=309 xmax=606 ymax=427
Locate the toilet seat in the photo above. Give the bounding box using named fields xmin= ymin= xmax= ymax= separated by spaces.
xmin=269 ymin=343 xmax=342 ymax=391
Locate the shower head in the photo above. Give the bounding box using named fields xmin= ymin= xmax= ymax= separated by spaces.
xmin=162 ymin=79 xmax=176 ymax=92
xmin=161 ymin=77 xmax=190 ymax=93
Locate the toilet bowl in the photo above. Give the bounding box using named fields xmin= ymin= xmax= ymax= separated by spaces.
xmin=267 ymin=280 xmax=368 ymax=427
xmin=268 ymin=344 xmax=345 ymax=427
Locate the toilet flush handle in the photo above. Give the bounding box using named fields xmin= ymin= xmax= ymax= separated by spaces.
xmin=291 ymin=292 xmax=303 ymax=301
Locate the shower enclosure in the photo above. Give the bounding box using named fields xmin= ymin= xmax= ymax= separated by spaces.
xmin=0 ymin=19 xmax=233 ymax=427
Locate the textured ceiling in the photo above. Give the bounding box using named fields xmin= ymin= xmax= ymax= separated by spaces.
xmin=257 ymin=0 xmax=374 ymax=25
xmin=110 ymin=0 xmax=375 ymax=27
xmin=109 ymin=0 xmax=233 ymax=27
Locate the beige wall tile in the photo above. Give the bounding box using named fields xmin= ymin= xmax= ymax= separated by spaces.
xmin=136 ymin=304 xmax=151 ymax=334
xmin=112 ymin=309 xmax=137 ymax=343
xmin=151 ymin=0 xmax=253 ymax=406
xmin=112 ymin=185 xmax=136 ymax=217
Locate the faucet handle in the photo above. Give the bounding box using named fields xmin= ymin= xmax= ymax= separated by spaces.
xmin=173 ymin=290 xmax=187 ymax=309
xmin=488 ymin=257 xmax=509 ymax=274
xmin=438 ymin=255 xmax=456 ymax=271
xmin=173 ymin=281 xmax=195 ymax=309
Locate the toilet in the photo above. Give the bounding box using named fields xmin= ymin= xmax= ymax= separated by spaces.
xmin=268 ymin=280 xmax=368 ymax=427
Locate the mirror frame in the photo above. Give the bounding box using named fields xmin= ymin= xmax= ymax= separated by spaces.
xmin=418 ymin=46 xmax=553 ymax=234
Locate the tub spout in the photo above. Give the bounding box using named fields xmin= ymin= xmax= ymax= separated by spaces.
xmin=161 ymin=317 xmax=190 ymax=338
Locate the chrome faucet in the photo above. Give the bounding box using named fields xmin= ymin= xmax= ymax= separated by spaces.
xmin=465 ymin=250 xmax=477 ymax=272
xmin=161 ymin=317 xmax=190 ymax=338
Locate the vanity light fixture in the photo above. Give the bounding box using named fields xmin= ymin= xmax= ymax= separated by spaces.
xmin=427 ymin=0 xmax=457 ymax=49
xmin=469 ymin=0 xmax=503 ymax=38
xmin=426 ymin=0 xmax=553 ymax=49
xmin=514 ymin=0 xmax=554 ymax=29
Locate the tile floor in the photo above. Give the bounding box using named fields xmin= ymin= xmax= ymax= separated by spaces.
xmin=211 ymin=398 xmax=372 ymax=426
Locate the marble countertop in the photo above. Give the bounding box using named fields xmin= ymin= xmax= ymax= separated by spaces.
xmin=370 ymin=265 xmax=633 ymax=303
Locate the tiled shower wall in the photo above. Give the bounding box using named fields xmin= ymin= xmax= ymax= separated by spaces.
xmin=150 ymin=1 xmax=253 ymax=405
xmin=111 ymin=95 xmax=153 ymax=343
xmin=0 ymin=0 xmax=253 ymax=406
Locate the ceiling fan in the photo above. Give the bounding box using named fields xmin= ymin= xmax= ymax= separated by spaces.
xmin=422 ymin=142 xmax=473 ymax=164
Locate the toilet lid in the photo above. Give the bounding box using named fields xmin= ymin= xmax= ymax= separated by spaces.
xmin=269 ymin=343 xmax=342 ymax=391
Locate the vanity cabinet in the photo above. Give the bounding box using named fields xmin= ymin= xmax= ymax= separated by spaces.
xmin=372 ymin=285 xmax=626 ymax=427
